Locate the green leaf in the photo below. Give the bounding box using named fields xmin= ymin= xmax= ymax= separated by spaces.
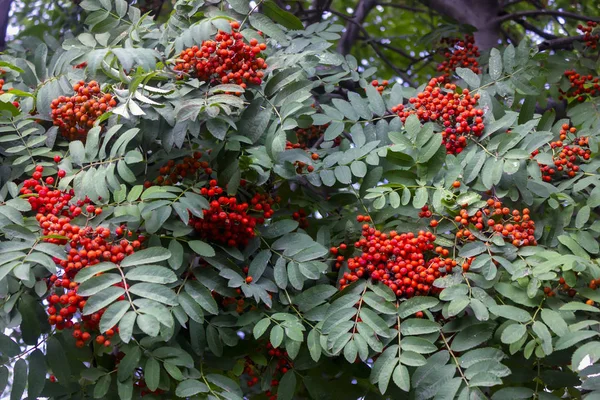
xmin=119 ymin=311 xmax=136 ymax=343
xmin=93 ymin=375 xmax=111 ymax=398
xmin=500 ymin=324 xmax=526 ymax=344
xmin=263 ymin=1 xmax=303 ymax=30
xmin=540 ymin=309 xmax=569 ymax=337
xmin=83 ymin=286 xmax=125 ymax=315
xmin=489 ymin=48 xmax=503 ymax=80
xmin=489 ymin=305 xmax=531 ymax=323
xmin=532 ymin=321 xmax=552 ymax=355
xmin=27 ymin=349 xmax=46 ymax=398
xmin=100 ymin=300 xmax=130 ymax=332
xmin=137 ymin=313 xmax=160 ymax=336
xmin=185 ymin=281 xmax=218 ymax=314
xmin=456 ymin=67 xmax=481 ymax=88
xmin=121 ymin=247 xmax=171 ymax=267
xmin=144 ymin=358 xmax=160 ymax=392
xmin=175 ymin=380 xmax=209 ymax=397
xmin=118 ymin=347 xmax=141 ymax=382
xmin=277 ymin=370 xmax=296 ymax=400
xmin=366 ymin=85 xmax=386 ymax=116
xmin=178 ymin=292 xmax=204 ymax=323
xmin=249 ymin=249 xmax=270 ymax=281
xmin=270 ymin=325 xmax=284 ymax=348
xmin=10 ymin=359 xmax=27 ymax=400
xmin=249 ymin=13 xmax=288 ymax=44
xmin=253 ymin=318 xmax=271 ymax=339
xmin=129 ymin=283 xmax=178 ymax=306
xmin=451 ymin=322 xmax=496 ymax=351
xmin=77 ymin=273 xmax=121 ymax=296
xmin=46 ymin=337 xmax=71 ymax=384
xmin=125 ymin=265 xmax=177 ymax=284
xmin=572 ymin=341 xmax=600 ymax=371
xmin=392 ymin=364 xmax=410 ymax=392
xmin=398 ymin=296 xmax=439 ymax=318
xmin=401 ymin=319 xmax=440 ymax=335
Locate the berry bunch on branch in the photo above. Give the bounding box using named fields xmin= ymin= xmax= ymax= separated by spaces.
xmin=51 ymin=81 xmax=116 ymax=141
xmin=339 ymin=219 xmax=456 ymax=298
xmin=436 ymin=35 xmax=481 ymax=78
xmin=190 ymin=180 xmax=277 ymax=247
xmin=174 ymin=21 xmax=267 ymax=87
xmin=392 ymin=78 xmax=484 ymax=154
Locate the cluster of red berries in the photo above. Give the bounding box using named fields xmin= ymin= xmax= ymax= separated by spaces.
xmin=559 ymin=70 xmax=599 ymax=102
xmin=152 ymin=151 xmax=213 ymax=186
xmin=532 ymin=124 xmax=591 ymax=181
xmin=436 ymin=35 xmax=481 ymax=77
xmin=452 ymin=199 xmax=536 ymax=248
xmin=392 ymin=78 xmax=484 ymax=154
xmin=244 ymin=343 xmax=293 ymax=400
xmin=286 ymin=124 xmax=339 ymax=150
xmin=0 ymin=78 xmax=19 ymax=108
xmin=290 ymin=153 xmax=319 ymax=174
xmin=174 ymin=21 xmax=267 ymax=87
xmin=22 ymin=166 xmax=144 ymax=347
xmin=51 ymin=81 xmax=116 ymax=141
xmin=578 ymin=21 xmax=599 ymax=49
xmin=292 ymin=209 xmax=309 ymax=229
xmin=370 ymin=79 xmax=389 ymax=93
xmin=190 ymin=180 xmax=276 ymax=247
xmin=339 ymin=219 xmax=455 ymax=298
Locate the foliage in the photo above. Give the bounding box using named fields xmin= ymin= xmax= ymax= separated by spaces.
xmin=0 ymin=1 xmax=599 ymax=399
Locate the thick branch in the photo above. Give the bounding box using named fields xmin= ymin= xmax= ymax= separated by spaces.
xmin=337 ymin=0 xmax=377 ymax=56
xmin=375 ymin=2 xmax=428 ymax=12
xmin=515 ymin=19 xmax=558 ymax=40
xmin=307 ymin=0 xmax=332 ymax=25
xmin=0 ymin=0 xmax=12 ymax=51
xmin=330 ymin=10 xmax=416 ymax=86
xmin=496 ymin=10 xmax=600 ymax=24
xmin=538 ymin=34 xmax=585 ymax=51
xmin=419 ymin=0 xmax=502 ymax=50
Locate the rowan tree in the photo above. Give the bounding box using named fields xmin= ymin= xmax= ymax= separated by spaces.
xmin=0 ymin=1 xmax=599 ymax=399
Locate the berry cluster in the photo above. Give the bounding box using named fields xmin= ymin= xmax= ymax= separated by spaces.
xmin=0 ymin=78 xmax=19 ymax=108
xmin=532 ymin=124 xmax=591 ymax=181
xmin=22 ymin=166 xmax=143 ymax=347
xmin=152 ymin=152 xmax=213 ymax=186
xmin=453 ymin=199 xmax=537 ymax=248
xmin=190 ymin=180 xmax=276 ymax=247
xmin=560 ymin=70 xmax=599 ymax=102
xmin=370 ymin=79 xmax=389 ymax=93
xmin=578 ymin=21 xmax=599 ymax=49
xmin=174 ymin=21 xmax=267 ymax=87
xmin=51 ymin=81 xmax=116 ymax=141
xmin=292 ymin=209 xmax=309 ymax=229
xmin=339 ymin=220 xmax=455 ymax=298
xmin=244 ymin=342 xmax=293 ymax=400
xmin=436 ymin=35 xmax=481 ymax=78
xmin=392 ymin=78 xmax=484 ymax=154
xmin=285 ymin=124 xmax=337 ymax=150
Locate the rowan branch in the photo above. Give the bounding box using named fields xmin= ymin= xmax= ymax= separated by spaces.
xmin=375 ymin=2 xmax=428 ymax=12
xmin=538 ymin=34 xmax=585 ymax=51
xmin=336 ymin=0 xmax=377 ymax=56
xmin=496 ymin=10 xmax=600 ymax=24
xmin=515 ymin=18 xmax=558 ymax=40
xmin=330 ymin=9 xmax=416 ymax=86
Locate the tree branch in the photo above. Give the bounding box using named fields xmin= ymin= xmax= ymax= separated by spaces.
xmin=496 ymin=10 xmax=600 ymax=24
xmin=375 ymin=2 xmax=428 ymax=12
xmin=515 ymin=18 xmax=558 ymax=40
xmin=330 ymin=9 xmax=416 ymax=86
xmin=538 ymin=34 xmax=585 ymax=51
xmin=307 ymin=0 xmax=333 ymax=25
xmin=336 ymin=0 xmax=377 ymax=56
xmin=0 ymin=0 xmax=12 ymax=51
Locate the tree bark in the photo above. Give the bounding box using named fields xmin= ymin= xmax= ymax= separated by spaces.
xmin=0 ymin=0 xmax=12 ymax=51
xmin=337 ymin=0 xmax=377 ymax=55
xmin=420 ymin=0 xmax=502 ymax=49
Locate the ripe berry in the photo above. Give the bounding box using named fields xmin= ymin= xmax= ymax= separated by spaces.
xmin=452 ymin=181 xmax=461 ymax=188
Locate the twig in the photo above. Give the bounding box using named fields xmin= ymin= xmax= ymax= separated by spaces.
xmin=495 ymin=10 xmax=600 ymax=24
